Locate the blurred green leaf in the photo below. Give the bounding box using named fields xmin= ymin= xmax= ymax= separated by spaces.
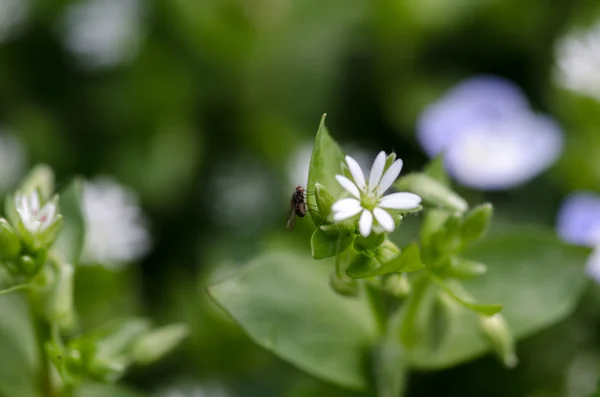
xmin=448 ymin=258 xmax=487 ymax=280
xmin=394 ymin=173 xmax=468 ymax=213
xmin=53 ymin=178 xmax=86 ymax=265
xmin=461 ymin=203 xmax=493 ymax=244
xmin=402 ymin=228 xmax=590 ymax=369
xmin=74 ymin=383 xmax=144 ymax=397
xmin=0 ymin=294 xmax=40 ymax=397
xmin=131 ymin=323 xmax=189 ymax=365
xmin=209 ymin=253 xmax=379 ymax=390
xmin=307 ymin=115 xmax=346 ymax=225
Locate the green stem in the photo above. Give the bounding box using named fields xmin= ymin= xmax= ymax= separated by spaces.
xmin=28 ymin=295 xmax=53 ymax=397
xmin=334 ymin=235 xmax=343 ymax=278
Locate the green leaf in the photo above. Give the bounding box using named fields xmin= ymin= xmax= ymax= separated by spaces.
xmin=311 ymin=227 xmax=353 ymax=260
xmin=131 ymin=323 xmax=189 ymax=365
xmin=0 ymin=294 xmax=40 ymax=397
xmin=0 ymin=218 xmax=21 ymax=260
xmin=384 ymin=242 xmax=425 ymax=273
xmin=422 ymin=154 xmax=450 ymax=186
xmin=307 ymin=115 xmax=346 ymax=225
xmin=461 ymin=203 xmax=493 ymax=244
xmin=19 ymin=164 xmax=55 ymax=200
xmin=448 ymin=258 xmax=487 ymax=279
xmin=53 ymin=178 xmax=86 ymax=265
xmin=75 ymin=383 xmax=144 ymax=397
xmin=208 ymin=253 xmax=379 ymax=390
xmin=402 ymin=227 xmax=590 ymax=370
xmin=314 ymin=183 xmax=335 ymax=221
xmin=394 ymin=173 xmax=468 ymax=213
xmin=427 ymin=272 xmax=502 ymax=315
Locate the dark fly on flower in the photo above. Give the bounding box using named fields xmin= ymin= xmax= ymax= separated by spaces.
xmin=286 ymin=185 xmax=308 ymax=231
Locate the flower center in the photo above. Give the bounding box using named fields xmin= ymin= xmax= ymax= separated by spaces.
xmin=360 ymin=193 xmax=378 ymax=211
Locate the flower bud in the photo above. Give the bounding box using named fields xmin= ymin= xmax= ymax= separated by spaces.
xmin=131 ymin=323 xmax=189 ymax=365
xmin=15 ymin=192 xmax=63 ymax=251
xmin=329 ymin=270 xmax=359 ymax=297
xmin=449 ymin=258 xmax=487 ymax=279
xmin=394 ymin=173 xmax=468 ymax=213
xmin=383 ymin=273 xmax=411 ymax=298
xmin=480 ymin=314 xmax=518 ymax=368
xmin=0 ymin=219 xmax=21 ymax=260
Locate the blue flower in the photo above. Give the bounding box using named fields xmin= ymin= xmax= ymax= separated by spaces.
xmin=417 ymin=76 xmax=564 ymax=190
xmin=556 ymin=192 xmax=600 ymax=283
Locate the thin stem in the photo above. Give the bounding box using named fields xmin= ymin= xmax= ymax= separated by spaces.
xmin=334 ymin=235 xmax=343 ymax=278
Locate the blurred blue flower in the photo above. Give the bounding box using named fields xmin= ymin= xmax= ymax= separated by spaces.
xmin=556 ymin=192 xmax=600 ymax=283
xmin=417 ymin=76 xmax=564 ymax=190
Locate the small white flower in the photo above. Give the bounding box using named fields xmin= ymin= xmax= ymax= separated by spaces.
xmin=332 ymin=152 xmax=421 ymax=237
xmin=81 ymin=177 xmax=150 ymax=268
xmin=15 ymin=191 xmax=58 ymax=234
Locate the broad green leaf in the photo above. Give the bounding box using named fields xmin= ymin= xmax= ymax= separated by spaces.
xmin=209 ymin=253 xmax=379 ymax=390
xmin=307 ymin=115 xmax=346 ymax=225
xmin=422 ymin=155 xmax=450 ymax=186
xmin=0 ymin=294 xmax=40 ymax=397
xmin=383 ymin=243 xmax=425 ymax=273
xmin=402 ymin=228 xmax=590 ymax=369
xmin=311 ymin=227 xmax=353 ymax=260
xmin=394 ymin=173 xmax=468 ymax=213
xmin=53 ymin=178 xmax=86 ymax=265
xmin=427 ymin=272 xmax=502 ymax=315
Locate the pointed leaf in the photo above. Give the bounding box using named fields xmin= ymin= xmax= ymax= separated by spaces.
xmin=53 ymin=178 xmax=86 ymax=265
xmin=427 ymin=272 xmax=502 ymax=316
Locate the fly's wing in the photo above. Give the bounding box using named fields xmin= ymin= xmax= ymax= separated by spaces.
xmin=286 ymin=200 xmax=297 ymax=231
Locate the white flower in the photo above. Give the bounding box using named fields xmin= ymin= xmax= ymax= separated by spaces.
xmin=62 ymin=0 xmax=144 ymax=69
xmin=81 ymin=177 xmax=150 ymax=268
xmin=331 ymin=152 xmax=421 ymax=237
xmin=555 ymin=21 xmax=600 ymax=102
xmin=15 ymin=191 xmax=58 ymax=234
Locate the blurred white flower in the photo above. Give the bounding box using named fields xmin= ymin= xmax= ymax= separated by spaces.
xmin=332 ymin=152 xmax=421 ymax=237
xmin=81 ymin=177 xmax=150 ymax=268
xmin=556 ymin=192 xmax=600 ymax=283
xmin=417 ymin=76 xmax=563 ymax=190
xmin=0 ymin=132 xmax=26 ymax=192
xmin=555 ymin=21 xmax=600 ymax=101
xmin=15 ymin=191 xmax=58 ymax=234
xmin=0 ymin=0 xmax=29 ymax=43
xmin=62 ymin=0 xmax=144 ymax=69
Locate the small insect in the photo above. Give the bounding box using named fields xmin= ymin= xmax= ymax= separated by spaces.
xmin=286 ymin=185 xmax=308 ymax=231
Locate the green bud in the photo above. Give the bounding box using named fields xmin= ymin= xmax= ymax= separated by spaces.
xmin=394 ymin=173 xmax=468 ymax=213
xmin=19 ymin=164 xmax=55 ymax=200
xmin=480 ymin=314 xmax=517 ymax=368
xmin=461 ymin=203 xmax=493 ymax=244
xmin=45 ymin=262 xmax=75 ymax=328
xmin=131 ymin=323 xmax=189 ymax=365
xmin=449 ymin=258 xmax=487 ymax=279
xmin=354 ymin=233 xmax=386 ymax=253
xmin=0 ymin=219 xmax=21 ymax=260
xmin=314 ymin=183 xmax=335 ymax=220
xmin=375 ymin=240 xmax=401 ymax=265
xmin=384 ymin=152 xmax=397 ymax=170
xmin=383 ymin=273 xmax=411 ymax=298
xmin=329 ymin=270 xmax=359 ymax=297
xmin=19 ymin=255 xmax=37 ymax=275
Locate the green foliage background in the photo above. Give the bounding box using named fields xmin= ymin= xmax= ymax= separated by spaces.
xmin=2 ymin=0 xmax=600 ymax=396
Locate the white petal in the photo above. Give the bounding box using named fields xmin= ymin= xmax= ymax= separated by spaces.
xmin=373 ymin=207 xmax=395 ymax=232
xmin=333 ymin=205 xmax=363 ymax=221
xmin=40 ymin=203 xmax=57 ymax=230
xmin=345 ymin=155 xmax=366 ymax=190
xmin=335 ymin=175 xmax=361 ymax=199
xmin=359 ymin=210 xmax=373 ymax=237
xmin=369 ymin=151 xmax=386 ymax=192
xmin=377 ymin=159 xmax=404 ymax=195
xmin=30 ymin=191 xmax=40 ymax=212
xmin=379 ymin=192 xmax=422 ymax=210
xmin=331 ymin=198 xmax=361 ymax=212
